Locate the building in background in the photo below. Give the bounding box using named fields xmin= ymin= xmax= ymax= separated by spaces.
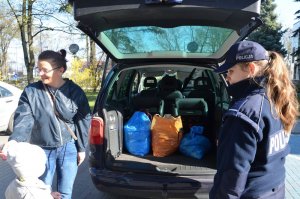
xmin=292 ymin=21 xmax=300 ymax=80
xmin=282 ymin=28 xmax=294 ymax=78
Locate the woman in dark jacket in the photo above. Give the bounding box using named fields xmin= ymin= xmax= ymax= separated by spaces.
xmin=1 ymin=49 xmax=91 ymax=199
xmin=210 ymin=41 xmax=299 ymax=199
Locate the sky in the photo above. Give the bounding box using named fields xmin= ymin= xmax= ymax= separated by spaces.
xmin=274 ymin=0 xmax=299 ymax=29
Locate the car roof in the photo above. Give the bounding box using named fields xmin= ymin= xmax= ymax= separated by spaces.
xmin=68 ymin=0 xmax=262 ymax=64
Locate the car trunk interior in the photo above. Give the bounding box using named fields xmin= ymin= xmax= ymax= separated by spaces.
xmin=109 ymin=151 xmax=217 ymax=176
xmin=99 ymin=65 xmax=229 ymax=175
xmin=103 ymin=107 xmax=218 ymax=176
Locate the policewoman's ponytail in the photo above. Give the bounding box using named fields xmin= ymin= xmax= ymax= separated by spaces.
xmin=263 ymin=51 xmax=299 ymax=133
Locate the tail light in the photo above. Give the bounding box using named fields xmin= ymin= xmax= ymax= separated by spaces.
xmin=89 ymin=117 xmax=104 ymax=145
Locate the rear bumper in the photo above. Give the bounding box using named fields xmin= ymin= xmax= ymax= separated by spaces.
xmin=89 ymin=167 xmax=213 ymax=199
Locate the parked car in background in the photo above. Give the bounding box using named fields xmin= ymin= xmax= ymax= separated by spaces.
xmin=0 ymin=81 xmax=22 ymax=134
xmin=68 ymin=0 xmax=262 ymax=198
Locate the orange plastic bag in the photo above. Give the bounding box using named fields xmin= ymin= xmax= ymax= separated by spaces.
xmin=151 ymin=114 xmax=183 ymax=157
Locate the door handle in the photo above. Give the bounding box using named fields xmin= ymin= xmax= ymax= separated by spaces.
xmin=5 ymin=100 xmax=13 ymax=103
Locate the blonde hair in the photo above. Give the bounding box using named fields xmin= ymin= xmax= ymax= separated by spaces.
xmin=242 ymin=52 xmax=299 ymax=133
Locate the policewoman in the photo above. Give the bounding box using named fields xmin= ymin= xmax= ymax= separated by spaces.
xmin=209 ymin=40 xmax=299 ymax=199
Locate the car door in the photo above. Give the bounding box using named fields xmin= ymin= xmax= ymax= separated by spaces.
xmin=0 ymin=86 xmax=15 ymax=131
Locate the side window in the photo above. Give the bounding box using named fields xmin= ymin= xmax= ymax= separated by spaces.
xmin=213 ymin=74 xmax=230 ymax=110
xmin=130 ymin=72 xmax=140 ymax=96
xmin=207 ymin=71 xmax=229 ymax=105
xmin=106 ymin=81 xmax=117 ymax=104
xmin=219 ymin=80 xmax=230 ymax=105
xmin=105 ymin=69 xmax=136 ymax=106
xmin=118 ymin=70 xmax=135 ymax=99
xmin=0 ymin=86 xmax=13 ymax=98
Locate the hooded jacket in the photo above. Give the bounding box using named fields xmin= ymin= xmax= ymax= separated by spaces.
xmin=5 ymin=178 xmax=53 ymax=199
xmin=209 ymin=78 xmax=290 ymax=199
xmin=5 ymin=141 xmax=53 ymax=199
xmin=9 ymin=79 xmax=91 ymax=152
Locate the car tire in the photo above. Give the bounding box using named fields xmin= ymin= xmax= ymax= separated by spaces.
xmin=7 ymin=113 xmax=15 ymax=135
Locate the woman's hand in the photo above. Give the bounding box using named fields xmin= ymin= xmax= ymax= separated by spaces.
xmin=0 ymin=141 xmax=9 ymax=160
xmin=0 ymin=140 xmax=18 ymax=160
xmin=77 ymin=151 xmax=86 ymax=166
xmin=0 ymin=147 xmax=7 ymax=160
xmin=51 ymin=191 xmax=61 ymax=199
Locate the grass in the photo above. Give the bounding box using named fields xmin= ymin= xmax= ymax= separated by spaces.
xmin=85 ymin=91 xmax=98 ymax=111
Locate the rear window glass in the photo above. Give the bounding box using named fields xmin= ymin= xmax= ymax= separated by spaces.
xmin=101 ymin=25 xmax=233 ymax=55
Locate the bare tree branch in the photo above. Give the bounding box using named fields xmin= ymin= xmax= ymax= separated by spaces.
xmin=32 ymin=27 xmax=82 ymax=38
xmin=6 ymin=0 xmax=23 ymax=28
xmin=32 ymin=27 xmax=54 ymax=37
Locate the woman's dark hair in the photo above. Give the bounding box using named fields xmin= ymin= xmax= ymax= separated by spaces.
xmin=38 ymin=49 xmax=67 ymax=72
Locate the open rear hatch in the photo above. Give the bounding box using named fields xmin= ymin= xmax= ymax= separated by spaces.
xmin=68 ymin=0 xmax=262 ymax=65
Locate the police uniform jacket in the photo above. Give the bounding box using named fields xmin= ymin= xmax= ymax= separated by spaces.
xmin=9 ymin=79 xmax=91 ymax=152
xmin=209 ymin=78 xmax=290 ymax=198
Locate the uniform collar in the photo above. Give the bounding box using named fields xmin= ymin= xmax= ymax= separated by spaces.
xmin=227 ymin=77 xmax=266 ymax=99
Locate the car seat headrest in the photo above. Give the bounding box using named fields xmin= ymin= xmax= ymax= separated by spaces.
xmin=194 ymin=77 xmax=209 ymax=89
xmin=144 ymin=76 xmax=157 ymax=88
xmin=159 ymin=75 xmax=181 ymax=91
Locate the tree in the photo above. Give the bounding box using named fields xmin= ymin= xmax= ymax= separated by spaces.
xmin=84 ymin=37 xmax=103 ymax=92
xmin=248 ymin=0 xmax=287 ymax=56
xmin=6 ymin=0 xmax=36 ymax=84
xmin=0 ymin=5 xmax=18 ymax=80
xmin=6 ymin=0 xmax=79 ymax=84
xmin=89 ymin=39 xmax=104 ymax=92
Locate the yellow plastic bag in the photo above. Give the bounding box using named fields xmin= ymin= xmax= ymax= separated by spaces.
xmin=151 ymin=114 xmax=183 ymax=157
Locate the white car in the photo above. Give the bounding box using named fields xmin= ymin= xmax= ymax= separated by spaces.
xmin=0 ymin=81 xmax=22 ymax=134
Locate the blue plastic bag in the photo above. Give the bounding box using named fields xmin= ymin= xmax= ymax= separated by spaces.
xmin=124 ymin=111 xmax=151 ymax=156
xmin=179 ymin=126 xmax=211 ymax=159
